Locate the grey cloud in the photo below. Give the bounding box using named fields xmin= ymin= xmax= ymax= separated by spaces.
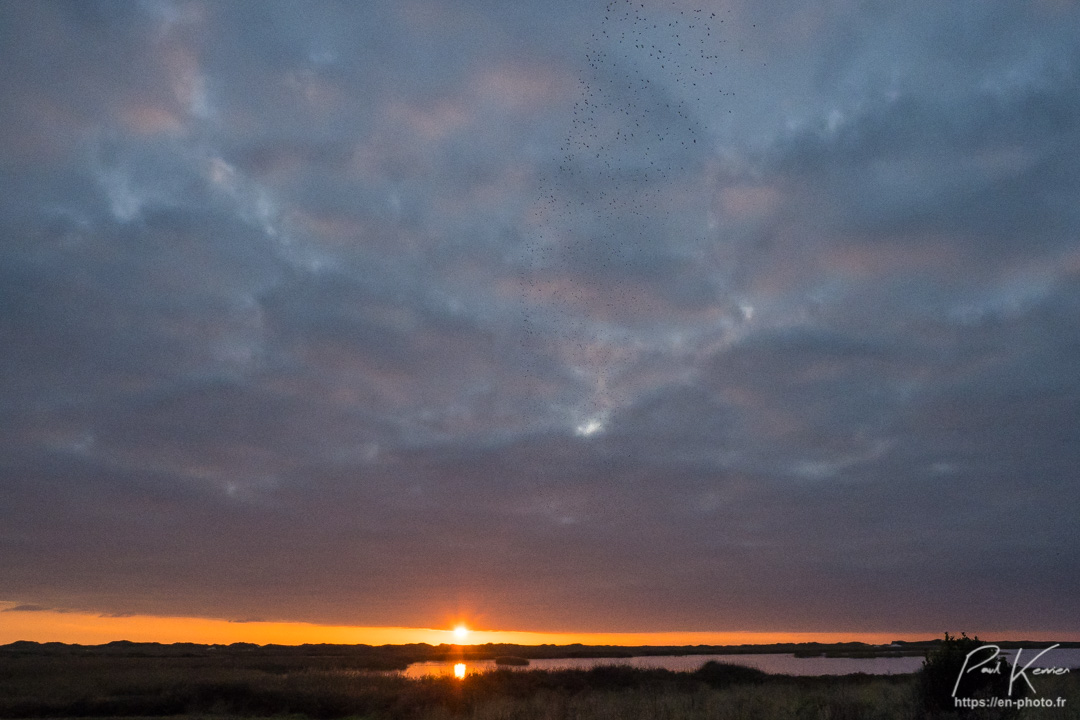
xmin=1 ymin=604 xmax=57 ymax=613
xmin=1 ymin=0 xmax=1078 ymax=635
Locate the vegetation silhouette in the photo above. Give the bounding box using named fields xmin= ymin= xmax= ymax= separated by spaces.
xmin=2 ymin=640 xmax=1076 ymax=719
xmin=919 ymin=632 xmax=1025 ymax=719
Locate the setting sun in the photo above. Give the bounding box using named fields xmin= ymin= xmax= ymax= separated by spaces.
xmin=453 ymin=624 xmax=470 ymax=641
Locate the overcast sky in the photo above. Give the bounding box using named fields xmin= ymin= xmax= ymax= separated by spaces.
xmin=2 ymin=0 xmax=1079 ymax=636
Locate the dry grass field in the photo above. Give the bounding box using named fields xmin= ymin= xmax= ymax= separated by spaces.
xmin=0 ymin=644 xmax=1076 ymax=720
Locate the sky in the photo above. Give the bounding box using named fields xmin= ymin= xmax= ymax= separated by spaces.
xmin=2 ymin=0 xmax=1079 ymax=645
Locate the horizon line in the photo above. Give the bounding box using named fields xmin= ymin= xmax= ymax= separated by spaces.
xmin=2 ymin=603 xmax=1075 ymax=646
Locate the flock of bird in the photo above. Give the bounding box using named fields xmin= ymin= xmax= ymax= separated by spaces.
xmin=517 ymin=0 xmax=737 ymax=423
xmin=564 ymin=0 xmax=732 ymax=184
xmin=529 ymin=0 xmax=736 ymax=275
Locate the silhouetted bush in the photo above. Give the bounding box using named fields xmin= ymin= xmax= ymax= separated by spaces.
xmin=919 ymin=632 xmax=1021 ymax=718
xmin=694 ymin=660 xmax=768 ymax=687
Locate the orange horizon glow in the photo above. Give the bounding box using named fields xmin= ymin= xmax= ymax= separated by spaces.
xmin=1 ymin=603 xmax=1075 ymax=647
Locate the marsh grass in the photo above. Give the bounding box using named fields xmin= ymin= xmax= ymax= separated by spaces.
xmin=1 ymin=653 xmax=1077 ymax=720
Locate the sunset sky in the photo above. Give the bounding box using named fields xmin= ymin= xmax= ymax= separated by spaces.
xmin=2 ymin=0 xmax=1079 ymax=646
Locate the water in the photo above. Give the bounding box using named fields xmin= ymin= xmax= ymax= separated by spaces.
xmin=402 ymin=647 xmax=1080 ymax=678
xmin=401 ymin=654 xmax=924 ymax=678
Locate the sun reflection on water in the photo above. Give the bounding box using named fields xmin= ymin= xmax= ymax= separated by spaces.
xmin=453 ymin=662 xmax=466 ymax=679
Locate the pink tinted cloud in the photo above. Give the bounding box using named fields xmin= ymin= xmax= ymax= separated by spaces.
xmin=384 ymin=98 xmax=471 ymax=142
xmin=823 ymin=236 xmax=962 ymax=278
xmin=472 ymin=62 xmax=575 ymax=113
xmin=120 ymin=105 xmax=184 ymax=135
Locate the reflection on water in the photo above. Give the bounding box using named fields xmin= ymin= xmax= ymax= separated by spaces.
xmin=400 ymin=648 xmax=1080 ymax=679
xmin=400 ymin=654 xmax=922 ymax=678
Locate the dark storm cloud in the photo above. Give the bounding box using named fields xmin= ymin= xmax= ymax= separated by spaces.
xmin=1 ymin=0 xmax=1078 ymax=634
xmin=0 ymin=605 xmax=58 ymax=613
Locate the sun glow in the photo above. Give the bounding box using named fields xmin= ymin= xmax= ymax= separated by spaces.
xmin=5 ymin=603 xmax=1062 ymax=646
xmin=453 ymin=624 xmax=470 ymax=641
xmin=575 ymin=418 xmax=604 ymax=436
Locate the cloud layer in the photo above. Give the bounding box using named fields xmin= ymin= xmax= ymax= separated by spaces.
xmin=1 ymin=0 xmax=1078 ymax=634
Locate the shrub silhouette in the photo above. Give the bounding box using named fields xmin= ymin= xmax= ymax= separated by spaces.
xmin=694 ymin=660 xmax=768 ymax=687
xmin=919 ymin=632 xmax=1020 ymax=718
